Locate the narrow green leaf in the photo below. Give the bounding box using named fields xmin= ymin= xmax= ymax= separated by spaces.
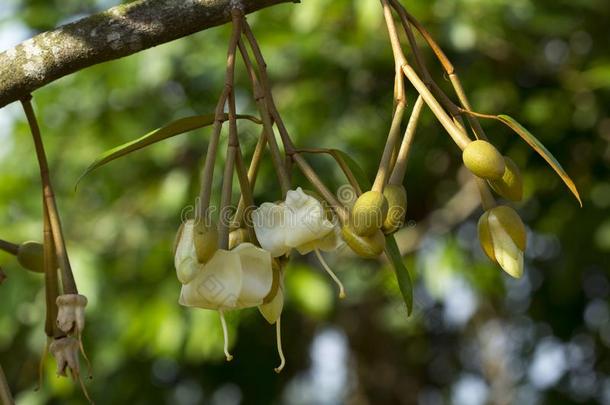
xmin=329 ymin=149 xmax=372 ymax=192
xmin=497 ymin=115 xmax=582 ymax=206
xmin=76 ymin=114 xmax=260 ymax=188
xmin=329 ymin=149 xmax=412 ymax=315
xmin=385 ymin=236 xmax=413 ymax=315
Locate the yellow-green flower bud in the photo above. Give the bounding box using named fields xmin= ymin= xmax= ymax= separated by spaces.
xmin=228 ymin=228 xmax=251 ymax=250
xmin=463 ymin=140 xmax=505 ymax=180
xmin=478 ymin=205 xmax=527 ymax=278
xmin=489 ymin=156 xmax=523 ymax=201
xmin=382 ymin=184 xmax=407 ymax=234
xmin=350 ymin=191 xmax=388 ymax=236
xmin=341 ymin=224 xmax=385 ymax=258
xmin=193 ymin=222 xmax=218 ymax=264
xmin=17 ymin=241 xmax=44 ymax=273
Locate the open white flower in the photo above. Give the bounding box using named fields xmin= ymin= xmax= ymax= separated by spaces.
xmin=175 ymin=232 xmax=273 ymax=361
xmin=478 ymin=205 xmax=527 ymax=278
xmin=56 ymin=294 xmax=87 ymax=334
xmin=253 ymin=187 xmax=346 ymax=298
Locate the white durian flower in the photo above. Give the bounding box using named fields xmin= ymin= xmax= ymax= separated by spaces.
xmin=252 ymin=187 xmax=345 ymax=298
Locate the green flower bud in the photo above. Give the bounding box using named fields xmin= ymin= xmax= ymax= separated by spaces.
xmin=382 ymin=184 xmax=407 ymax=234
xmin=489 ymin=156 xmax=523 ymax=201
xmin=478 ymin=205 xmax=527 ymax=278
xmin=463 ymin=140 xmax=505 ymax=180
xmin=341 ymin=224 xmax=385 ymax=258
xmin=193 ymin=222 xmax=218 ymax=264
xmin=17 ymin=241 xmax=44 ymax=273
xmin=228 ymin=228 xmax=251 ymax=250
xmin=350 ymin=191 xmax=388 ymax=236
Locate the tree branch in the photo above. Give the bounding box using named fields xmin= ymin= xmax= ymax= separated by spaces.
xmin=0 ymin=0 xmax=298 ymax=108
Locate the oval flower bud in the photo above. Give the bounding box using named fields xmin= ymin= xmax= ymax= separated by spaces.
xmin=351 ymin=190 xmax=389 ymax=236
xmin=228 ymin=228 xmax=251 ymax=250
xmin=462 ymin=140 xmax=505 ymax=180
xmin=489 ymin=156 xmax=523 ymax=201
xmin=382 ymin=184 xmax=407 ymax=234
xmin=478 ymin=205 xmax=527 ymax=278
xmin=17 ymin=241 xmax=44 ymax=273
xmin=193 ymin=221 xmax=218 ymax=264
xmin=341 ymin=224 xmax=386 ymax=258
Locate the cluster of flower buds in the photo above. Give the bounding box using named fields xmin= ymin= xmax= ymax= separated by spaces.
xmin=462 ymin=140 xmax=527 ymax=277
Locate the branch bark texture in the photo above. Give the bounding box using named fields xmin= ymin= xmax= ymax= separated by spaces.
xmin=0 ymin=0 xmax=296 ymax=108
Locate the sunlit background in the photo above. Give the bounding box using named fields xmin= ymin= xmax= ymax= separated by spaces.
xmin=1 ymin=0 xmax=609 ymax=404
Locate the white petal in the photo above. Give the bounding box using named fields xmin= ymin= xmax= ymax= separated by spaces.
xmin=179 ymin=249 xmax=242 ymax=310
xmin=296 ymin=224 xmax=342 ymax=254
xmin=233 ymin=243 xmax=274 ymax=307
xmin=259 ymin=287 xmax=284 ymax=324
xmin=252 ymin=203 xmax=290 ymax=257
xmin=489 ymin=215 xmax=524 ymax=278
xmin=174 ymin=220 xmax=199 ymax=284
xmin=284 ymin=190 xmax=334 ymax=250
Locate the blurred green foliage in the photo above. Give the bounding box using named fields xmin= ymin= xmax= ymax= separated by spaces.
xmin=1 ymin=0 xmax=609 ymax=404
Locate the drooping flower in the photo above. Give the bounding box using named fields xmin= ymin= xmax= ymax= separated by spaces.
xmin=174 ymin=223 xmax=274 ymax=361
xmin=252 ymin=187 xmax=346 ymax=298
xmin=49 ymin=336 xmax=91 ymax=401
xmin=56 ymin=294 xmax=87 ymax=334
xmin=478 ymin=205 xmax=527 ymax=278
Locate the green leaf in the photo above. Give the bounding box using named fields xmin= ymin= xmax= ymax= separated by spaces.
xmin=76 ymin=114 xmax=260 ymax=188
xmin=385 ymin=236 xmax=413 ymax=315
xmin=496 ymin=115 xmax=582 ymax=206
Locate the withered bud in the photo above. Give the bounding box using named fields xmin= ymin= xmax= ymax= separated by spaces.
xmin=56 ymin=294 xmax=88 ymax=334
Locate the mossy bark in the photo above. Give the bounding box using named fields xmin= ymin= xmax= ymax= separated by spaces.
xmin=0 ymin=0 xmax=297 ymax=108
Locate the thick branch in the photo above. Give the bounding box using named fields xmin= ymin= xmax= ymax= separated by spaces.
xmin=0 ymin=0 xmax=297 ymax=108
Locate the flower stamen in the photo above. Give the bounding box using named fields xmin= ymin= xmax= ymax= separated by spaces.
xmin=274 ymin=318 xmax=286 ymax=373
xmin=219 ymin=310 xmax=233 ymax=361
xmin=314 ymin=249 xmax=345 ymax=299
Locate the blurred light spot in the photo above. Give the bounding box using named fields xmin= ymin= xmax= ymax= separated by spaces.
xmin=451 ymin=374 xmax=488 ymax=405
xmin=419 ymin=387 xmax=443 ymax=405
xmin=591 ymin=183 xmax=610 ymax=208
xmin=584 ymin=299 xmax=609 ymax=330
xmin=283 ymin=328 xmax=348 ymax=405
xmin=211 ymin=383 xmax=242 ymax=405
xmin=583 ymin=272 xmax=610 ymax=299
xmin=544 ymin=39 xmax=569 ymax=67
xmin=570 ymin=31 xmax=592 ymax=56
xmin=152 ymin=358 xmax=179 ymax=385
xmin=528 ymin=338 xmax=567 ymax=389
xmin=0 ymin=103 xmax=20 ymax=162
xmin=450 ymin=23 xmax=476 ymax=51
xmin=594 ymin=220 xmax=610 ymax=251
xmin=444 ymin=277 xmax=477 ymax=328
xmin=173 ymin=379 xmax=204 ymax=405
xmin=0 ymin=20 xmax=29 ymax=51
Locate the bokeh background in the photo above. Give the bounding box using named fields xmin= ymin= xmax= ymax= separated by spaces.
xmin=1 ymin=0 xmax=609 ymax=404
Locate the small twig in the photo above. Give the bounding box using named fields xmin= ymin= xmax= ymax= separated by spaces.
xmin=0 ymin=363 xmax=13 ymax=405
xmin=0 ymin=239 xmax=19 ymax=256
xmin=21 ymin=96 xmax=77 ymax=294
xmin=232 ymin=130 xmax=266 ymax=229
xmin=217 ymin=9 xmax=243 ymax=249
xmin=389 ymin=95 xmax=424 ymax=185
xmin=242 ymin=19 xmax=349 ymax=222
